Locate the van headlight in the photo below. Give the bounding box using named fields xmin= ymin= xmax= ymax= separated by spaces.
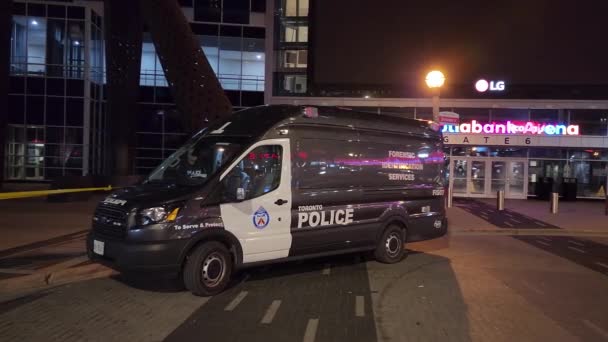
xmin=137 ymin=206 xmax=180 ymax=226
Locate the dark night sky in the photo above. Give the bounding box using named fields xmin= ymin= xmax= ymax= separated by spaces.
xmin=313 ymin=0 xmax=608 ymax=87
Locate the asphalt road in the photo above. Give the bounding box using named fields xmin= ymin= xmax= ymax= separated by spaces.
xmin=1 ymin=234 xmax=608 ymax=342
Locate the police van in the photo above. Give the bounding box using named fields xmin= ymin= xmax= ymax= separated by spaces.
xmin=87 ymin=105 xmax=447 ymax=296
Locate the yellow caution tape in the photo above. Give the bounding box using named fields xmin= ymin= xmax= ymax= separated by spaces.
xmin=0 ymin=186 xmax=113 ymax=200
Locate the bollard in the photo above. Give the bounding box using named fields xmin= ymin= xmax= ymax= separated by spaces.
xmin=605 ymin=194 xmax=607 ymax=216
xmin=496 ymin=190 xmax=505 ymax=211
xmin=447 ymin=186 xmax=453 ymax=208
xmin=550 ymin=192 xmax=559 ymax=214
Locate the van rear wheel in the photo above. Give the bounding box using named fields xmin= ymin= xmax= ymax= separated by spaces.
xmin=375 ymin=225 xmax=406 ymax=263
xmin=183 ymin=241 xmax=232 ymax=296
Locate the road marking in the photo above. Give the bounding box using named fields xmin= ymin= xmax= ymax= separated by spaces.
xmin=355 ymin=296 xmax=365 ymax=317
xmin=582 ymin=319 xmax=608 ymax=339
xmin=225 ymin=291 xmax=248 ymax=311
xmin=503 ymin=222 xmax=514 ymax=227
xmin=568 ymin=246 xmax=586 ymax=254
xmin=322 ymin=264 xmax=331 ymax=275
xmin=510 ymin=219 xmax=522 ymax=224
xmin=303 ymin=319 xmax=319 ymax=342
xmin=535 ymin=221 xmax=547 ymax=227
xmin=261 ymin=300 xmax=282 ymax=324
xmin=569 ymin=240 xmax=585 ymax=247
xmin=0 ymin=268 xmax=36 ymax=275
xmin=538 ymin=237 xmax=552 ymax=242
xmin=595 ymin=262 xmax=608 ymax=270
xmin=536 ymin=240 xmax=551 ymax=246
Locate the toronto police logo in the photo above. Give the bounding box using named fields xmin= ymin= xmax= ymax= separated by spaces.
xmin=253 ymin=207 xmax=270 ymax=229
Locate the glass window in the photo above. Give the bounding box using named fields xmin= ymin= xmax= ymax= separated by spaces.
xmin=147 ymin=136 xmax=245 ymax=186
xmin=242 ymin=37 xmax=264 ymax=91
xmin=201 ymin=35 xmax=219 ymax=74
xmin=140 ymin=35 xmax=158 ymax=86
xmin=219 ymin=36 xmax=242 ymax=90
xmin=27 ymin=17 xmax=47 ymax=75
xmin=284 ymin=0 xmax=308 ymax=17
xmin=26 ymin=95 xmax=44 ymax=125
xmin=294 ymin=139 xmax=360 ymax=189
xmin=65 ymin=20 xmax=85 ymax=78
xmin=8 ymin=95 xmax=25 ymax=124
xmin=46 ymin=18 xmax=65 ymax=77
xmin=280 ymin=50 xmax=307 ymax=69
xmin=282 ymin=74 xmax=307 ymax=94
xmin=453 ymin=108 xmax=490 ymax=123
xmin=529 ymin=109 xmax=558 ymax=123
xmin=490 ymin=147 xmax=528 ymax=158
xmin=568 ymin=109 xmax=608 ymax=136
xmin=251 ymin=0 xmax=266 ymax=13
xmin=223 ymin=145 xmax=283 ymax=201
xmin=357 ymin=140 xmax=444 ymax=188
xmin=283 ymin=23 xmax=308 ymax=42
xmin=10 ymin=16 xmax=28 ymax=74
xmin=45 ymin=96 xmax=65 ymax=125
xmin=66 ymin=98 xmax=84 ymax=126
xmin=298 ymin=0 xmax=309 ymax=17
xmin=490 ymin=108 xmax=529 ymax=122
xmin=222 ymin=0 xmax=249 ymax=24
xmin=194 ymin=0 xmax=221 ymax=22
xmin=529 ymin=148 xmax=566 ymax=159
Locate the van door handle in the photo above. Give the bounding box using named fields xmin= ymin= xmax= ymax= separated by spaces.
xmin=274 ymin=199 xmax=288 ymax=206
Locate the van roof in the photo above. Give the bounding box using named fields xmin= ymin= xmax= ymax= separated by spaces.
xmin=203 ymin=105 xmax=440 ymax=139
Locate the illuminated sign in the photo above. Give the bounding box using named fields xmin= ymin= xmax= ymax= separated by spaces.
xmin=438 ymin=111 xmax=460 ymax=125
xmin=475 ymin=79 xmax=505 ymax=92
xmin=442 ymin=120 xmax=579 ymax=136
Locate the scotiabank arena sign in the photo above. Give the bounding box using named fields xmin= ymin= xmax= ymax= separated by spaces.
xmin=442 ymin=120 xmax=582 ymax=147
xmin=442 ymin=120 xmax=579 ymax=136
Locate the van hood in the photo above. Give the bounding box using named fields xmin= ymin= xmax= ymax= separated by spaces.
xmin=101 ymin=183 xmax=201 ymax=210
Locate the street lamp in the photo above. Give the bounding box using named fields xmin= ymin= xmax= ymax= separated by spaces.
xmin=425 ymin=70 xmax=445 ymax=123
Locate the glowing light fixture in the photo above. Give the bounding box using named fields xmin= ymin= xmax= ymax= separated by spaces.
xmin=425 ymin=70 xmax=445 ymax=88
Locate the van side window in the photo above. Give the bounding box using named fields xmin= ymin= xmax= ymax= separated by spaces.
xmin=222 ymin=145 xmax=282 ymax=201
xmin=358 ymin=140 xmax=445 ymax=188
xmin=294 ymin=139 xmax=361 ymax=189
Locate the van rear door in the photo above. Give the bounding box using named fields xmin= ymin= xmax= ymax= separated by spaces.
xmin=219 ymin=139 xmax=293 ymax=264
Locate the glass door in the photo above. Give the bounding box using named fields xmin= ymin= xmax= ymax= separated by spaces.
xmin=451 ymin=159 xmax=468 ymax=196
xmin=490 ymin=159 xmax=528 ymax=199
xmin=450 ymin=158 xmax=490 ymax=197
xmin=507 ymin=160 xmax=527 ymax=199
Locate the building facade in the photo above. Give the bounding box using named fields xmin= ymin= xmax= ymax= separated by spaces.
xmin=265 ymin=0 xmax=608 ymax=200
xmin=5 ymin=0 xmax=267 ymax=180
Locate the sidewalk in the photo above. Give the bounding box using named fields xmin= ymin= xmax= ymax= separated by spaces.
xmin=0 ymin=195 xmax=114 ymax=301
xmin=476 ymin=198 xmax=607 ymax=231
xmin=0 ymin=196 xmax=102 ymax=250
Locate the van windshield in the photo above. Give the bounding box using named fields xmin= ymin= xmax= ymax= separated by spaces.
xmin=145 ymin=135 xmax=245 ymax=187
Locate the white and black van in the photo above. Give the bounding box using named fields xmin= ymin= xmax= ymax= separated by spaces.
xmin=87 ymin=105 xmax=448 ymax=296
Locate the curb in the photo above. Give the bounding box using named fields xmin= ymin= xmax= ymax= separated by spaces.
xmin=450 ymin=229 xmax=608 ymax=237
xmin=0 ymin=263 xmax=116 ymax=302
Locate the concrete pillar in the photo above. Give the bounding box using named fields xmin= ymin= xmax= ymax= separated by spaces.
xmin=0 ymin=1 xmax=12 ymax=186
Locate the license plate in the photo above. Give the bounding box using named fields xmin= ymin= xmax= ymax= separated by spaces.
xmin=93 ymin=240 xmax=105 ymax=255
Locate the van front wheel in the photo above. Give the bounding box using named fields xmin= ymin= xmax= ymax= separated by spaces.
xmin=375 ymin=225 xmax=406 ymax=264
xmin=183 ymin=241 xmax=232 ymax=296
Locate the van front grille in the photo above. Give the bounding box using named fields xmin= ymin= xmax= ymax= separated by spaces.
xmin=92 ymin=204 xmax=129 ymax=239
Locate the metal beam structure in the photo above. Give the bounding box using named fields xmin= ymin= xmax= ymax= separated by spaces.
xmin=139 ymin=0 xmax=232 ymax=131
xmin=104 ymin=0 xmax=143 ymax=176
xmin=0 ymin=0 xmax=12 ymax=186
